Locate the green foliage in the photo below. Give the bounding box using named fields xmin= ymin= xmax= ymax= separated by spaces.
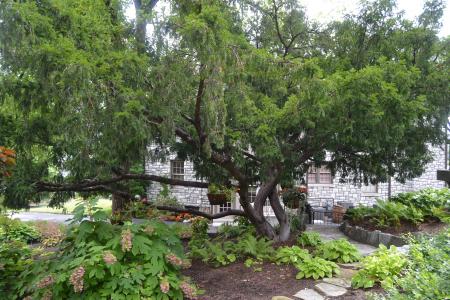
xmin=352 ymin=245 xmax=407 ymax=289
xmin=275 ymin=246 xmax=310 ymax=265
xmin=188 ymin=217 xmax=210 ymax=249
xmin=0 ymin=215 xmax=40 ymax=243
xmin=389 ymin=188 xmax=450 ymax=217
xmin=380 ymin=228 xmax=450 ymax=299
xmin=297 ymin=231 xmax=323 ymax=247
xmin=3 ymin=202 xmax=196 ymax=300
xmin=207 ymin=184 xmax=235 ymax=201
xmin=189 ymin=233 xmax=274 ymax=268
xmin=295 ymin=257 xmax=340 ymax=280
xmin=0 ymin=240 xmax=34 ymax=299
xmin=281 ymin=188 xmax=306 ymax=208
xmin=315 ymin=239 xmax=361 ymax=263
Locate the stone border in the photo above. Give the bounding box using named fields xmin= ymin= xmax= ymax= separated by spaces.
xmin=339 ymin=221 xmax=407 ymax=247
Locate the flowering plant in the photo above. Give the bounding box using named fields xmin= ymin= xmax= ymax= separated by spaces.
xmin=15 ymin=202 xmax=198 ymax=300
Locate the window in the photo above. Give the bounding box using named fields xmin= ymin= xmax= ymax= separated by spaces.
xmin=247 ymin=186 xmax=257 ymax=203
xmin=308 ymin=165 xmax=333 ymax=184
xmin=170 ymin=160 xmax=184 ymax=180
xmin=219 ymin=202 xmax=232 ymax=212
xmin=361 ymin=184 xmax=378 ymax=194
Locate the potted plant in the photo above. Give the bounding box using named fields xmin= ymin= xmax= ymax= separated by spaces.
xmin=207 ymin=184 xmax=233 ymax=205
xmin=281 ymin=187 xmax=307 ymax=209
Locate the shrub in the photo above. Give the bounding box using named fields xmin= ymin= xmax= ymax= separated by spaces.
xmin=297 ymin=231 xmax=322 ymax=247
xmin=315 ymin=239 xmax=361 ymax=263
xmin=344 ymin=206 xmax=375 ymax=223
xmin=0 ymin=215 xmax=40 ymax=243
xmin=351 ymin=245 xmax=407 ymax=289
xmin=275 ymin=246 xmax=310 ymax=265
xmin=389 ymin=188 xmax=450 ymax=217
xmin=0 ymin=240 xmax=34 ymax=299
xmin=188 ymin=217 xmax=209 ymax=249
xmin=14 ymin=200 xmax=197 ymax=300
xmin=295 ymin=256 xmax=340 ymax=280
xmin=381 ymin=229 xmax=450 ymax=299
xmin=234 ymin=233 xmax=274 ymax=261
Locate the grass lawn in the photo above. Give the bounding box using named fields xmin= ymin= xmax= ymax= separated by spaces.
xmin=17 ymin=198 xmax=112 ymax=215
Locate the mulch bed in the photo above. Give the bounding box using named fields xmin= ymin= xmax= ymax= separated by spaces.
xmin=183 ymin=260 xmax=373 ymax=300
xmin=348 ymin=218 xmax=447 ymax=235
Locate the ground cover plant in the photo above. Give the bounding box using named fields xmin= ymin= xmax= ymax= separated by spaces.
xmin=315 ymin=239 xmax=361 ymax=263
xmin=375 ymin=228 xmax=450 ymax=300
xmin=297 ymin=231 xmax=323 ymax=247
xmin=351 ymin=245 xmax=407 ymax=289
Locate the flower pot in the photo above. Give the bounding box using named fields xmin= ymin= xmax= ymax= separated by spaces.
xmin=332 ymin=205 xmax=346 ymax=223
xmin=207 ymin=193 xmax=228 ymax=205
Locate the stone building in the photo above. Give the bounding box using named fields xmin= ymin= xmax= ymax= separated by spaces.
xmin=145 ymin=145 xmax=448 ymax=219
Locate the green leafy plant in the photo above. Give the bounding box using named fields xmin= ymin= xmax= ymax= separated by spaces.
xmin=295 ymin=256 xmax=340 ymax=280
xmin=207 ymin=184 xmax=235 ymax=202
xmin=351 ymin=245 xmax=407 ymax=289
xmin=389 ymin=188 xmax=450 ymax=217
xmin=297 ymin=231 xmax=323 ymax=247
xmin=12 ymin=201 xmax=197 ymax=300
xmin=188 ymin=217 xmax=209 ymax=249
xmin=345 ymin=206 xmax=376 ymax=223
xmin=384 ymin=228 xmax=450 ymax=299
xmin=0 ymin=215 xmax=40 ymax=243
xmin=275 ymin=246 xmax=310 ymax=265
xmin=154 ymin=184 xmax=182 ymax=208
xmin=315 ymin=239 xmax=361 ymax=263
xmin=235 ymin=233 xmax=274 ymax=260
xmin=0 ymin=240 xmax=34 ymax=299
xmin=281 ymin=187 xmax=306 ymax=208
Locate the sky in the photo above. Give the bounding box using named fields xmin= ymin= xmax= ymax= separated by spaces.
xmin=126 ymin=0 xmax=450 ymax=37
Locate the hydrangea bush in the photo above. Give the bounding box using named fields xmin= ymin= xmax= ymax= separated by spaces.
xmin=8 ymin=201 xmax=199 ymax=300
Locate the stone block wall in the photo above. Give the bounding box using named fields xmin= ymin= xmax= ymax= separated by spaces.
xmin=146 ymin=145 xmax=447 ymax=209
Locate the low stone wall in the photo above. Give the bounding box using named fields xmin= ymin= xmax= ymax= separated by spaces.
xmin=339 ymin=221 xmax=407 ymax=247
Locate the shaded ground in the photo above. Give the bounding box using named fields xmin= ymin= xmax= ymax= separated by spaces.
xmin=183 ymin=260 xmax=374 ymax=300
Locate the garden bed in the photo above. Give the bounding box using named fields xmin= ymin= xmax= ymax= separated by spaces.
xmin=182 ymin=260 xmax=372 ymax=300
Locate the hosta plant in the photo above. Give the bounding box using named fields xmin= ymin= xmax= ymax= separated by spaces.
xmin=275 ymin=246 xmax=310 ymax=265
xmin=295 ymin=256 xmax=340 ymax=280
xmin=315 ymin=239 xmax=361 ymax=263
xmin=351 ymin=245 xmax=407 ymax=289
xmin=297 ymin=231 xmax=322 ymax=247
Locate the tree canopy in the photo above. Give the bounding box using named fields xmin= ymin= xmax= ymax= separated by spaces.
xmin=0 ymin=0 xmax=448 ymax=240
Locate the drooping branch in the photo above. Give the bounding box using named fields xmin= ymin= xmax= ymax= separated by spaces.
xmin=155 ymin=205 xmax=246 ymax=219
xmin=35 ymin=172 xmax=209 ymax=194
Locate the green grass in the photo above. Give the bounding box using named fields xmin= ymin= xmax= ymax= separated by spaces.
xmin=17 ymin=198 xmax=112 ymax=215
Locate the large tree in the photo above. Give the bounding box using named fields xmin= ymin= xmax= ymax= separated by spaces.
xmin=0 ymin=0 xmax=448 ymax=240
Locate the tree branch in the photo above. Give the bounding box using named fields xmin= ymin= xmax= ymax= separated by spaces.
xmin=156 ymin=205 xmax=246 ymax=219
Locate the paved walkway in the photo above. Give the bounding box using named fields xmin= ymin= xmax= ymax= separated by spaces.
xmin=9 ymin=212 xmax=74 ymax=223
xmin=306 ymin=224 xmax=377 ymax=256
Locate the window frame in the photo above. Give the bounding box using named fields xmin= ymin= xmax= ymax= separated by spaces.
xmin=170 ymin=160 xmax=185 ymax=180
xmin=307 ymin=165 xmax=333 ymax=185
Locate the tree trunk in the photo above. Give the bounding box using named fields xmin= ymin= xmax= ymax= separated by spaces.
xmin=112 ymin=192 xmax=130 ymax=213
xmin=237 ymin=185 xmax=277 ymax=239
xmin=269 ymin=187 xmax=291 ymax=242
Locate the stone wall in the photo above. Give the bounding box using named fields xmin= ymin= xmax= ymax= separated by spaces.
xmin=146 ymin=145 xmax=447 ymax=209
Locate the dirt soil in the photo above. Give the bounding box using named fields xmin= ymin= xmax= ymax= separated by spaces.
xmin=183 ymin=260 xmax=373 ymax=300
